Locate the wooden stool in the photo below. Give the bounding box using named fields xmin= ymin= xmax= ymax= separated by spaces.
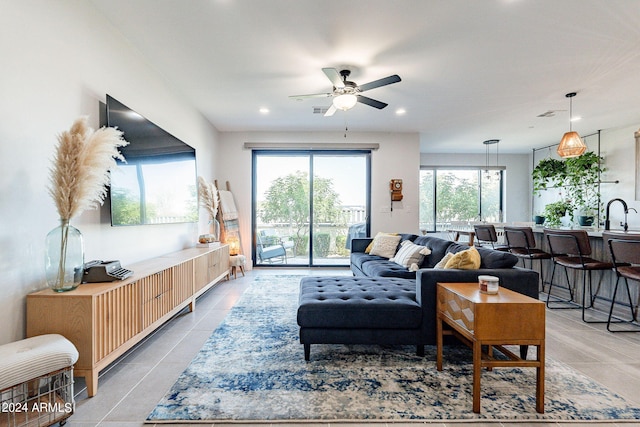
xmin=229 ymin=254 xmax=246 ymax=279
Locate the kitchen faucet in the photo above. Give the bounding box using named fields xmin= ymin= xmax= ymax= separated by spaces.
xmin=605 ymin=198 xmax=634 ymax=231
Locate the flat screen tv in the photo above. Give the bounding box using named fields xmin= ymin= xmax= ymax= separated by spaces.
xmin=106 ymin=95 xmax=198 ymax=226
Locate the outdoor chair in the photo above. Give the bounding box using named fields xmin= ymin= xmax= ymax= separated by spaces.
xmin=257 ymin=233 xmax=287 ymax=263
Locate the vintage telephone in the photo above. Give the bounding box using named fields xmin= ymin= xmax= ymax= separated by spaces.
xmin=390 ymin=179 xmax=403 ymax=211
xmin=83 ymin=260 xmax=133 ymax=283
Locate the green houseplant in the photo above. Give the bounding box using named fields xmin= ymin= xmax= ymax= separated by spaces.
xmin=563 ymin=152 xmax=604 ymax=226
xmin=544 ymin=200 xmax=573 ymax=228
xmin=532 ymin=158 xmax=566 ymax=197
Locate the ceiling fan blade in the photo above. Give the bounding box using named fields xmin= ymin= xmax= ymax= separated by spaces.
xmin=357 ymin=95 xmax=388 ymax=109
xmin=322 ymin=68 xmax=345 ymax=88
xmin=324 ymin=105 xmax=337 ymax=117
xmin=358 ymin=74 xmax=401 ymax=92
xmin=289 ymin=93 xmax=333 ymax=99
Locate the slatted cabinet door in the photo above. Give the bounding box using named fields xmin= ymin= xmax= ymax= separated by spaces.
xmin=95 ymin=281 xmax=141 ymax=363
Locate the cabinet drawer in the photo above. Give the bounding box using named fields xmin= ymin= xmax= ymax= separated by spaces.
xmin=140 ymin=271 xmax=173 ymax=328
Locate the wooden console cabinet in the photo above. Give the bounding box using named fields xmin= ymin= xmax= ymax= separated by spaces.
xmin=26 ymin=245 xmax=229 ymax=397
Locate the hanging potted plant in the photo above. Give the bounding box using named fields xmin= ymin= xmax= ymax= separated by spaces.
xmin=563 ymin=152 xmax=605 ymax=227
xmin=532 ymin=158 xmax=567 ymax=197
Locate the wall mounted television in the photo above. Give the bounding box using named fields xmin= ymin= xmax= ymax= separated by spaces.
xmin=106 ymin=95 xmax=198 ymax=226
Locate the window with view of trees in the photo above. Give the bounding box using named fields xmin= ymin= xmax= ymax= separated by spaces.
xmin=419 ymin=168 xmax=504 ymax=232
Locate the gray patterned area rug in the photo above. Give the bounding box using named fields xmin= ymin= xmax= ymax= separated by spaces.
xmin=147 ymin=275 xmax=640 ymax=423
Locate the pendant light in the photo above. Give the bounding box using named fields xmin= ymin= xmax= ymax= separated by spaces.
xmin=557 ymin=92 xmax=586 ymax=158
xmin=483 ymin=139 xmax=500 ymax=180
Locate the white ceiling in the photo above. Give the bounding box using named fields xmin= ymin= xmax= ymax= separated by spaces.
xmin=89 ymin=0 xmax=640 ymax=154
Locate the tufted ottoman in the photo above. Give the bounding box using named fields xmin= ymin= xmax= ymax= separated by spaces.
xmin=297 ymin=276 xmax=425 ymax=360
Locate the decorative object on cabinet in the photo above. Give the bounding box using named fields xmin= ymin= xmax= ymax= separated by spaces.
xmin=46 ymin=116 xmax=128 ymax=292
xmin=27 ymin=245 xmax=230 ymax=397
xmin=198 ymin=176 xmax=220 ymax=242
xmin=557 ymin=92 xmax=586 ymax=158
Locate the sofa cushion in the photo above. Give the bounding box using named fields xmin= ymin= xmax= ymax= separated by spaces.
xmin=433 ymin=252 xmax=454 ymax=269
xmin=351 ymin=252 xmax=386 ymax=271
xmin=413 ymin=235 xmax=455 ymax=268
xmin=391 ymin=240 xmax=432 ymax=271
xmin=361 ymin=259 xmax=417 ymax=279
xmin=365 ymin=232 xmax=398 ymax=253
xmin=476 ymin=246 xmax=519 ymax=268
xmin=444 ymin=246 xmax=481 ymax=269
xmin=298 ymin=277 xmax=421 ymax=329
xmin=369 ymin=234 xmax=402 ymax=258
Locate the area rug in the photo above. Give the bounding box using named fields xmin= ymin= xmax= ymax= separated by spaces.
xmin=147 ymin=275 xmax=640 ymax=423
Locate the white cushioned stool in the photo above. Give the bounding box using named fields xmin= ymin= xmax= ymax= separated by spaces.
xmin=229 ymin=254 xmax=246 ymax=279
xmin=0 ymin=334 xmax=79 ymax=426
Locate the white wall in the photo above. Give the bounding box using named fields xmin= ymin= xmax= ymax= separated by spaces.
xmin=0 ymin=1 xmax=219 ymax=344
xmin=215 ymin=131 xmax=421 ymax=260
xmin=419 ymin=153 xmax=532 ymax=223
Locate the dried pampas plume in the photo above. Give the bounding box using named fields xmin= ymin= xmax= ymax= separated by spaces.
xmin=48 ymin=117 xmax=129 ymax=221
xmin=198 ymin=176 xmax=219 ymax=220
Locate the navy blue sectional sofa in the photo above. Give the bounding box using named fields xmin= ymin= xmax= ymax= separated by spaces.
xmin=297 ymin=234 xmax=539 ymax=360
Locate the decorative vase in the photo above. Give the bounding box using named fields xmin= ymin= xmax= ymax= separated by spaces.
xmin=534 ymin=215 xmax=545 ymax=225
xmin=578 ymin=215 xmax=594 ymax=227
xmin=45 ymin=219 xmax=84 ymax=292
xmin=210 ymin=218 xmax=220 ymax=242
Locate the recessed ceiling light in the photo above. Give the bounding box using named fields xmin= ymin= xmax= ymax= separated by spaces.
xmin=570 ymin=116 xmax=582 ymax=122
xmin=259 ymin=107 xmax=270 ymax=114
xmin=395 ymin=108 xmax=406 ymax=115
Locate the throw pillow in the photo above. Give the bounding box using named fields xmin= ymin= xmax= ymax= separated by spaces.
xmin=391 ymin=240 xmax=432 ymax=271
xmin=369 ymin=234 xmax=402 ymax=259
xmin=365 ymin=232 xmax=399 ymax=253
xmin=433 ymin=252 xmax=454 ymax=269
xmin=444 ymin=247 xmax=481 ymax=269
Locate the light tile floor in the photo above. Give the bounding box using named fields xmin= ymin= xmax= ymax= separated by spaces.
xmin=67 ymin=268 xmax=640 ymax=427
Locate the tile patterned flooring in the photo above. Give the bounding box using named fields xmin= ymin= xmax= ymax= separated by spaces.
xmin=67 ymin=268 xmax=640 ymax=427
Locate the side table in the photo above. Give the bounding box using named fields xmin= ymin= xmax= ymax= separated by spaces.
xmin=229 ymin=254 xmax=246 ymax=279
xmin=436 ymin=282 xmax=545 ymax=413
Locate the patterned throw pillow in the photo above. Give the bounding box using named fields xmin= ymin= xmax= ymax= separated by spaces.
xmin=391 ymin=240 xmax=432 ymax=271
xmin=365 ymin=232 xmax=399 ymax=253
xmin=433 ymin=252 xmax=454 ymax=269
xmin=369 ymin=234 xmax=402 ymax=259
xmin=444 ymin=247 xmax=481 ymax=269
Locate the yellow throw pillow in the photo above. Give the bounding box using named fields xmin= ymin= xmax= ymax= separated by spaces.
xmin=365 ymin=232 xmax=399 ymax=253
xmin=444 ymin=247 xmax=481 ymax=270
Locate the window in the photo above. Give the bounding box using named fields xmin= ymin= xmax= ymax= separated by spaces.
xmin=419 ymin=168 xmax=504 ymax=232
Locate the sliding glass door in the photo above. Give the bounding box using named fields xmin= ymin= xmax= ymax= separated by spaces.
xmin=253 ymin=150 xmax=370 ymax=267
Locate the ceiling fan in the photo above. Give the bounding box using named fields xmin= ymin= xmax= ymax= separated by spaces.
xmin=290 ymin=68 xmax=401 ymax=116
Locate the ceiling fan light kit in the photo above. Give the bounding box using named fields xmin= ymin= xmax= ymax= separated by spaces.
xmin=290 ymin=67 xmax=401 ymax=116
xmin=557 ymin=92 xmax=587 ymax=158
xmin=333 ymin=94 xmax=358 ymax=111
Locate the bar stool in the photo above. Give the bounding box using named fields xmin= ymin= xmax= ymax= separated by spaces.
xmin=603 ymin=232 xmax=640 ymax=332
xmin=473 ymin=224 xmax=509 ymax=251
xmin=504 ymin=226 xmax=551 ymax=292
xmin=544 ymin=229 xmax=614 ymax=321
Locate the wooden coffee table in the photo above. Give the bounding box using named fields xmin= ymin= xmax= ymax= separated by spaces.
xmin=436 ymin=282 xmax=545 ymax=413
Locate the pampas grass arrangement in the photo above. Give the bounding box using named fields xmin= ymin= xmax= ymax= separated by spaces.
xmin=45 ymin=116 xmax=128 ymax=291
xmin=198 ymin=176 xmax=220 ymax=242
xmin=48 ymin=116 xmax=128 ymax=221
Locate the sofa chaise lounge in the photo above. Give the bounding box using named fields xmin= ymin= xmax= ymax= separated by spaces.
xmin=297 ymin=234 xmax=539 ymax=360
